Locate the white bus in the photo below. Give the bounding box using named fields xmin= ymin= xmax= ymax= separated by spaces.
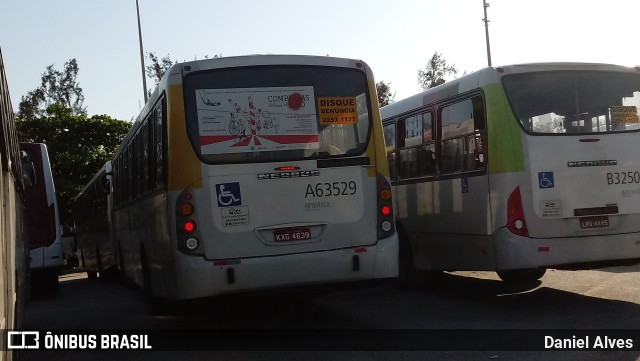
xmin=20 ymin=143 xmax=63 ymax=293
xmin=110 ymin=55 xmax=398 ymax=313
xmin=381 ymin=63 xmax=640 ymax=283
xmin=73 ymin=161 xmax=116 ymax=280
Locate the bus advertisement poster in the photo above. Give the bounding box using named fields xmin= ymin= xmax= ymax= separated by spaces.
xmin=196 ymin=86 xmax=320 ymax=154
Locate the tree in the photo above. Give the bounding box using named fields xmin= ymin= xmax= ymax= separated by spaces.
xmin=146 ymin=52 xmax=222 ymax=86
xmin=417 ymin=52 xmax=458 ymax=90
xmin=376 ymin=81 xmax=395 ymax=107
xmin=16 ymin=105 xmax=130 ymax=234
xmin=18 ymin=59 xmax=86 ymax=120
xmin=145 ymin=52 xmax=175 ymax=85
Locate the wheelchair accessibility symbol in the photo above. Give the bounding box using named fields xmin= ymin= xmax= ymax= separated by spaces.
xmin=216 ymin=182 xmax=242 ymax=207
xmin=538 ymin=172 xmax=555 ymax=189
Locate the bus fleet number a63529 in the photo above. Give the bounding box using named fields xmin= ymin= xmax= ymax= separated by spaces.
xmin=305 ymin=181 xmax=357 ymax=198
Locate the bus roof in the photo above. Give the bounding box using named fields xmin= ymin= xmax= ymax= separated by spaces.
xmin=73 ymin=160 xmax=111 ymax=202
xmin=113 ymin=54 xmax=374 ymax=161
xmin=381 ymin=62 xmax=640 ymax=122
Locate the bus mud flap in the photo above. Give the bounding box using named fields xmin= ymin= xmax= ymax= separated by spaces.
xmin=227 ymin=268 xmax=235 ymax=284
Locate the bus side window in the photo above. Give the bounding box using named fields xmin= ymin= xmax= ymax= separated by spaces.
xmin=398 ymin=116 xmax=418 ymax=179
xmin=470 ymin=96 xmax=487 ymax=170
xmin=154 ymin=101 xmax=165 ymax=187
xmin=419 ymin=112 xmax=436 ymax=176
xmin=383 ymin=123 xmax=397 ymax=179
xmin=141 ymin=121 xmax=149 ymax=194
xmin=439 ymin=96 xmax=486 ymax=174
xmin=397 ymin=112 xmax=435 ymax=179
xmin=146 ymin=113 xmax=155 ymax=192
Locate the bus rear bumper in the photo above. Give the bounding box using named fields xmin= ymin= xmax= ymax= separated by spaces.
xmin=494 ymin=228 xmax=640 ymax=270
xmin=170 ymin=233 xmax=399 ymax=300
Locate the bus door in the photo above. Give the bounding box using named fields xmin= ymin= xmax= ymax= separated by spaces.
xmin=426 ymin=96 xmax=490 ymax=270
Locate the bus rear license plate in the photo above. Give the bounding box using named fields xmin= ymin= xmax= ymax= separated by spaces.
xmin=579 ymin=216 xmax=609 ymax=229
xmin=274 ymin=227 xmax=312 ymax=242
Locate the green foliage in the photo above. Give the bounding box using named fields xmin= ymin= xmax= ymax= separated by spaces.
xmin=376 ymin=81 xmax=395 ymax=107
xmin=18 ymin=59 xmax=86 ymax=120
xmin=16 ymin=104 xmax=130 ymax=233
xmin=417 ymin=52 xmax=458 ymax=90
xmin=145 ymin=52 xmax=175 ymax=85
xmin=145 ymin=52 xmax=222 ymax=87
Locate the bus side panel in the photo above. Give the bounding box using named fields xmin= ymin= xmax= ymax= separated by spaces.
xmin=483 ymin=83 xmax=525 ymax=176
xmin=114 ymin=208 xmax=140 ymax=285
xmin=395 ymin=176 xmax=494 ymax=271
xmin=139 ymin=192 xmax=174 ymax=297
xmin=116 ymin=191 xmax=172 ymax=294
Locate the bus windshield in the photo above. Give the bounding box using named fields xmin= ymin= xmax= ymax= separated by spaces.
xmin=503 ymin=71 xmax=640 ymax=135
xmin=183 ymin=65 xmax=372 ymax=164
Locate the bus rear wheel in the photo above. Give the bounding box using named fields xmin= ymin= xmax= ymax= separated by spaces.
xmin=396 ymin=229 xmax=428 ymax=290
xmin=497 ymin=268 xmax=546 ymax=282
xmin=141 ymin=251 xmax=172 ymax=316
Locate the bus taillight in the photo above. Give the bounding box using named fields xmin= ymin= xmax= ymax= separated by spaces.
xmin=180 ymin=203 xmax=194 ymax=216
xmin=507 ymin=186 xmax=529 ymax=237
xmin=176 ymin=187 xmax=204 ymax=256
xmin=185 ymin=237 xmax=199 ymax=250
xmin=380 ymin=189 xmax=391 ymax=201
xmin=377 ymin=172 xmax=395 ymax=239
xmin=183 ymin=221 xmax=197 ymax=233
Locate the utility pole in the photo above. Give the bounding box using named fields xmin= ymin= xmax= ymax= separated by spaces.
xmin=482 ymin=0 xmax=492 ymax=66
xmin=136 ymin=0 xmax=148 ymax=103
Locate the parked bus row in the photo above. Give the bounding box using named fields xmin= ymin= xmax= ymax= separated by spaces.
xmin=74 ymin=56 xmax=640 ymax=315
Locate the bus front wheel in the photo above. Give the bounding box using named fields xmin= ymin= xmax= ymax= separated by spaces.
xmin=497 ymin=268 xmax=546 ymax=282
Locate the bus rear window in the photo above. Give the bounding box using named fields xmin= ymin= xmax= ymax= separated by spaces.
xmin=503 ymin=71 xmax=640 ymax=135
xmin=183 ymin=66 xmax=371 ymax=163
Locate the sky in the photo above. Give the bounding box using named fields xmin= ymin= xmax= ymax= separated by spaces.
xmin=1 ymin=0 xmax=639 ymax=121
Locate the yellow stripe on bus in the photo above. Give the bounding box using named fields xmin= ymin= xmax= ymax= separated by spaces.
xmin=366 ymin=80 xmax=389 ymax=178
xmin=167 ymin=84 xmax=203 ymax=190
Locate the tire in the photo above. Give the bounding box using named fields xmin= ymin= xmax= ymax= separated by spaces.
xmin=46 ymin=273 xmax=59 ymax=294
xmin=30 ymin=271 xmax=59 ymax=296
xmin=396 ymin=228 xmax=425 ymax=290
xmin=497 ymin=268 xmax=546 ymax=282
xmin=141 ymin=251 xmax=171 ymax=316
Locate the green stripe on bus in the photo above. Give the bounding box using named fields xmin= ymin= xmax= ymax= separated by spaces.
xmin=483 ymin=83 xmax=525 ymax=174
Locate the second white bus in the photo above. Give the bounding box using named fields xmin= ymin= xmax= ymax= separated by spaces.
xmin=381 ymin=62 xmax=640 ymax=282
xmin=21 ymin=142 xmax=63 ymax=293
